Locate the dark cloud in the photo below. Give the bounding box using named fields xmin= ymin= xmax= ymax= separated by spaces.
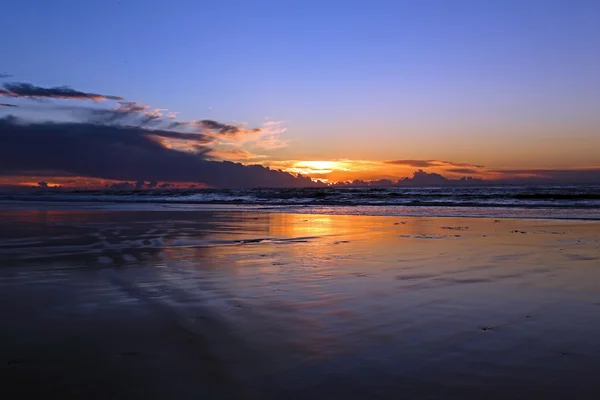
xmin=401 ymin=169 xmax=448 ymax=185
xmin=490 ymin=168 xmax=600 ymax=184
xmin=385 ymin=159 xmax=438 ymax=167
xmin=199 ymin=119 xmax=261 ymax=136
xmin=0 ymin=73 xmax=11 ymax=79
xmin=2 ymin=98 xmax=279 ymax=148
xmin=332 ymin=170 xmax=486 ymax=187
xmin=199 ymin=120 xmax=244 ymax=135
xmin=133 ymin=180 xmax=160 ymax=190
xmin=109 ymin=182 xmax=135 ymax=190
xmin=117 ymin=101 xmax=147 ymax=113
xmin=36 ymin=181 xmax=62 ymax=189
xmin=400 ymin=168 xmax=600 ymax=185
xmin=52 ymin=109 xmax=211 ymax=144
xmin=207 ymin=148 xmax=264 ymax=160
xmin=61 ymin=102 xmax=179 ymax=129
xmin=447 ymin=168 xmax=479 ymax=174
xmin=0 ymin=103 xmax=17 ymax=107
xmin=0 ymin=117 xmax=316 ymax=188
xmin=165 ymin=121 xmax=190 ymax=129
xmin=385 ymin=159 xmax=484 ymax=168
xmin=441 ymin=161 xmax=485 ymax=168
xmin=0 ymin=83 xmax=123 ymax=101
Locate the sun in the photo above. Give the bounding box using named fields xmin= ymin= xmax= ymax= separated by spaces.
xmin=296 ymin=161 xmax=341 ymax=170
xmin=284 ymin=160 xmax=349 ymax=176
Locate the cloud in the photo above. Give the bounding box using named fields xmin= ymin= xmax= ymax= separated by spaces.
xmin=0 ymin=117 xmax=315 ymax=188
xmin=0 ymin=83 xmax=287 ymax=156
xmin=207 ymin=148 xmax=266 ymax=161
xmin=401 ymin=169 xmax=448 ymax=185
xmin=198 ymin=119 xmax=263 ymax=144
xmin=199 ymin=119 xmax=253 ymax=135
xmin=197 ymin=119 xmax=288 ymax=150
xmin=442 ymin=160 xmax=485 ymax=168
xmin=0 ymin=73 xmax=11 ymax=79
xmin=446 ymin=168 xmax=479 ymax=174
xmin=489 ymin=168 xmax=600 ymax=184
xmin=385 ymin=159 xmax=439 ymax=167
xmin=0 ymin=82 xmax=123 ymax=101
xmin=252 ymin=134 xmax=289 ymax=150
xmin=36 ymin=102 xmax=270 ymax=156
xmin=385 ymin=159 xmax=484 ymax=168
xmin=0 ymin=103 xmax=17 ymax=107
xmin=66 ymin=101 xmax=169 ymax=127
xmin=135 ymin=180 xmax=146 ymax=190
xmin=330 ymin=169 xmax=487 ymax=187
xmin=109 ymin=181 xmax=135 ymax=190
xmin=117 ymin=101 xmax=148 ymax=113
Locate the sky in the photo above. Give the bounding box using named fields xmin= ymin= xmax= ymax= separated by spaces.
xmin=1 ymin=0 xmax=599 ymax=188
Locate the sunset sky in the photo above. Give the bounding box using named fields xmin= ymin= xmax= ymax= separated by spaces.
xmin=1 ymin=0 xmax=599 ymax=188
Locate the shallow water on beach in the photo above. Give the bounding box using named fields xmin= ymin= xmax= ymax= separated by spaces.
xmin=2 ymin=210 xmax=600 ymax=398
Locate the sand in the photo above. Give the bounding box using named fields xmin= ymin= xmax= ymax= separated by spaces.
xmin=1 ymin=209 xmax=600 ymax=399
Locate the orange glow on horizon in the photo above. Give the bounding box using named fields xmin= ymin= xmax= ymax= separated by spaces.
xmin=285 ymin=161 xmax=349 ymax=176
xmin=262 ymin=159 xmax=487 ymax=183
xmin=3 ymin=163 xmax=600 ymax=189
xmin=0 ymin=176 xmax=206 ymax=190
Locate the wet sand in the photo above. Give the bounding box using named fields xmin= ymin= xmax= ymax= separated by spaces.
xmin=1 ymin=210 xmax=600 ymax=399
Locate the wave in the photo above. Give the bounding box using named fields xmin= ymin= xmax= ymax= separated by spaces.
xmin=2 ymin=185 xmax=600 ymax=210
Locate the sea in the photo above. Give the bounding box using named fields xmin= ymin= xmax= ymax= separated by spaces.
xmin=2 ymin=185 xmax=599 ymax=220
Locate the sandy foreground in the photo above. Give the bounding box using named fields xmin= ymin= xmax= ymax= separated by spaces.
xmin=1 ymin=209 xmax=600 ymax=399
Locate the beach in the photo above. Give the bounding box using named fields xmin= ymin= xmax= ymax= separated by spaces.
xmin=2 ymin=209 xmax=600 ymax=399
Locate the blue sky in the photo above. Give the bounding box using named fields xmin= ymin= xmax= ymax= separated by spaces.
xmin=2 ymin=0 xmax=600 ymax=171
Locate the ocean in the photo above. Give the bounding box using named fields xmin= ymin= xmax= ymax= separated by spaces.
xmin=2 ymin=185 xmax=600 ymax=219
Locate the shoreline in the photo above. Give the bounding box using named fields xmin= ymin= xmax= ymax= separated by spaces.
xmin=1 ymin=200 xmax=599 ymax=221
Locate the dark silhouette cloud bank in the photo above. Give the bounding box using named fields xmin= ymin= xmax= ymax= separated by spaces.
xmin=332 ymin=168 xmax=600 ymax=187
xmin=0 ymin=117 xmax=314 ymax=188
xmin=0 ymin=78 xmax=317 ymax=188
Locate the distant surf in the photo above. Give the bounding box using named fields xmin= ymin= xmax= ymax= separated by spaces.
xmin=1 ymin=186 xmax=600 ymax=220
